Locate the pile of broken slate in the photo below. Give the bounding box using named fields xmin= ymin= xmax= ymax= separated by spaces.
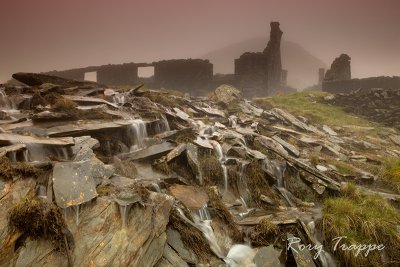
xmin=0 ymin=72 xmax=399 ymax=267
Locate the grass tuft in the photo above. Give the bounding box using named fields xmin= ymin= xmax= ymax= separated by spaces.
xmin=8 ymin=197 xmax=71 ymax=251
xmin=0 ymin=156 xmax=41 ymax=181
xmin=207 ymin=188 xmax=243 ymax=242
xmin=380 ymin=158 xmax=400 ymax=193
xmin=250 ymin=218 xmax=280 ymax=246
xmin=320 ymin=184 xmax=400 ymax=266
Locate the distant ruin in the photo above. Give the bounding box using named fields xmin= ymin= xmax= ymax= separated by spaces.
xmin=322 ymin=54 xmax=400 ymax=93
xmin=43 ymin=22 xmax=287 ymax=97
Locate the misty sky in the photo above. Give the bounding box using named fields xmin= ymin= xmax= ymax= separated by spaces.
xmin=1 ymin=0 xmax=399 ymax=85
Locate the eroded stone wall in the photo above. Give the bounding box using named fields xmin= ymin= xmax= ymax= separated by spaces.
xmin=322 ymin=76 xmax=400 ymax=94
xmin=153 ymin=59 xmax=213 ymax=93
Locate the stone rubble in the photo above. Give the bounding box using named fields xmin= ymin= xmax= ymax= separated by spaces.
xmin=0 ymin=73 xmax=399 ymax=266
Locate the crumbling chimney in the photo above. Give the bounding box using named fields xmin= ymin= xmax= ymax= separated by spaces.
xmin=263 ymin=21 xmax=283 ymax=90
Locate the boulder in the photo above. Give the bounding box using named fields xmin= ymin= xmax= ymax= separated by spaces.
xmin=208 ymin=84 xmax=242 ymax=105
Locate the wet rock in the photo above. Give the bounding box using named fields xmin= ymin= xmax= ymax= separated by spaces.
xmin=286 ymin=234 xmax=316 ymax=267
xmin=208 ymin=84 xmax=242 ymax=105
xmin=52 ymin=160 xmax=98 ymax=208
xmin=71 ymin=136 xmax=99 ymax=161
xmin=272 ymin=135 xmax=300 ymax=157
xmin=0 ymin=179 xmax=36 ymax=264
xmin=194 ymin=137 xmax=213 ymax=149
xmin=255 ymin=136 xmax=289 ymax=157
xmin=169 ymin=185 xmax=208 ymax=209
xmin=0 ymin=133 xmax=74 ymax=146
xmin=316 ymin=165 xmax=328 ymax=172
xmin=390 ymin=135 xmax=400 ymax=146
xmin=0 ymin=144 xmax=26 ymax=158
xmin=157 ymin=244 xmax=189 ymax=267
xmin=166 ymin=228 xmax=198 ymax=264
xmin=13 ymin=193 xmax=173 ymax=266
xmin=166 ymin=144 xmax=187 ymax=162
xmin=322 ymin=125 xmax=337 ymax=136
xmin=32 ymin=111 xmax=74 ymax=122
xmin=271 ymin=108 xmax=323 ymax=135
xmin=254 ymin=245 xmax=283 ymax=267
xmin=64 ymin=95 xmax=118 ymax=109
xmin=186 ymin=143 xmax=203 ymax=184
xmin=119 ymin=142 xmax=175 ymax=160
xmin=260 ymin=194 xmax=275 ymax=205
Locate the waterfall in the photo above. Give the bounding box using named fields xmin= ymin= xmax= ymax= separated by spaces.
xmin=225 ymin=244 xmax=257 ymax=267
xmin=196 ymin=219 xmax=225 ymax=258
xmin=229 ymin=116 xmax=238 ymax=128
xmin=9 ymin=151 xmax=17 ymax=162
xmin=22 ymin=150 xmax=28 ymax=162
xmin=161 ymin=114 xmax=170 ymax=131
xmin=210 ymin=140 xmax=229 ymax=192
xmin=37 ymin=185 xmax=47 ymax=199
xmin=240 ymin=196 xmax=248 ymax=211
xmin=0 ymin=88 xmax=16 ymax=110
xmin=128 ymin=119 xmax=148 ymax=151
xmin=74 ymin=205 xmax=80 ymax=225
xmin=307 ymin=221 xmax=337 ymax=267
xmin=198 ymin=204 xmax=211 ymax=221
xmin=112 ymin=94 xmax=127 ymax=106
xmin=152 ymin=183 xmax=161 ymax=193
xmin=119 ymin=204 xmax=132 ymax=227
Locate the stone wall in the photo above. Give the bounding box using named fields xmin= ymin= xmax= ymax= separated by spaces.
xmin=234 ymin=52 xmax=268 ymax=97
xmin=97 ymin=64 xmax=138 ymax=86
xmin=322 ymin=76 xmax=400 ymax=94
xmin=153 ymin=59 xmax=213 ymax=93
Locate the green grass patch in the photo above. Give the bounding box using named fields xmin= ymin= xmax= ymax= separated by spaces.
xmin=253 ymin=91 xmax=379 ymax=128
xmin=320 ymin=183 xmax=400 ymax=266
xmin=380 ymin=158 xmax=400 ymax=193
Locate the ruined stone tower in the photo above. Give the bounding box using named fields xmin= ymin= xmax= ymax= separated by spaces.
xmin=263 ymin=21 xmax=283 ymax=91
xmin=234 ymin=21 xmax=284 ymax=97
xmin=324 ymin=54 xmax=351 ymax=81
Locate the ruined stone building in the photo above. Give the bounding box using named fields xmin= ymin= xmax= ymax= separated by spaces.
xmin=234 ymin=22 xmax=284 ymax=97
xmin=322 ymin=53 xmax=400 ymax=93
xmin=43 ymin=21 xmax=287 ymax=96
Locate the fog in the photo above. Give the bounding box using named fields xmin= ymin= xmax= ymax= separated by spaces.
xmin=1 ymin=0 xmax=399 ymax=86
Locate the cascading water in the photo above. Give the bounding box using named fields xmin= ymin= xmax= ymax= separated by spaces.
xmin=22 ymin=149 xmax=28 ymax=162
xmin=264 ymin=159 xmax=295 ymax=207
xmin=128 ymin=119 xmax=148 ymax=151
xmin=194 ymin=216 xmax=225 ymax=258
xmin=112 ymin=94 xmax=127 ymax=106
xmin=307 ymin=221 xmax=337 ymax=267
xmin=74 ymin=205 xmax=80 ymax=225
xmin=0 ymin=88 xmax=16 ymax=110
xmin=8 ymin=151 xmax=17 ymax=162
xmin=160 ymin=114 xmax=170 ymax=131
xmin=198 ymin=204 xmax=211 ymax=221
xmin=210 ymin=140 xmax=229 ymax=192
xmin=119 ymin=204 xmax=132 ymax=227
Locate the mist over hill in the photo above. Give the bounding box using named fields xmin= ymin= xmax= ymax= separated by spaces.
xmin=201 ymin=37 xmax=327 ymax=89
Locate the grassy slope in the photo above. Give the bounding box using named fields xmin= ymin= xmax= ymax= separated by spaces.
xmin=253 ymin=91 xmax=379 ymax=128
